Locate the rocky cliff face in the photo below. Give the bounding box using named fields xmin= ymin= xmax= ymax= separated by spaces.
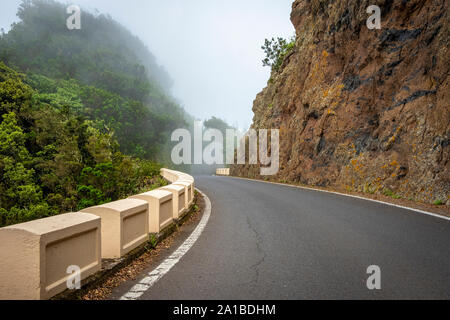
xmin=232 ymin=0 xmax=449 ymax=204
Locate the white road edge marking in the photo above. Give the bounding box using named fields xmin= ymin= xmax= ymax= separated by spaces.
xmin=225 ymin=176 xmax=450 ymax=221
xmin=119 ymin=188 xmax=212 ymax=300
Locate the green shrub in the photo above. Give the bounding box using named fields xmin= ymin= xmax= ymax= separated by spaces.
xmin=261 ymin=36 xmax=296 ymax=72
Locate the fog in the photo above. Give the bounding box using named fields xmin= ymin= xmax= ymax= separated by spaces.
xmin=0 ymin=0 xmax=294 ymax=130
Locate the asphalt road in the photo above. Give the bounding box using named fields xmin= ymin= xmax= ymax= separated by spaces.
xmin=112 ymin=175 xmax=450 ymax=299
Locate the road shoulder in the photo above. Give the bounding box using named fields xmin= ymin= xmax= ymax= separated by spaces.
xmin=58 ymin=190 xmax=207 ymax=300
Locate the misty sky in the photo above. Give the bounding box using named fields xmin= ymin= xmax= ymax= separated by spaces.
xmin=0 ymin=0 xmax=295 ymax=130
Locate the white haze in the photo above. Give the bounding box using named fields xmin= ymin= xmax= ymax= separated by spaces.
xmin=0 ymin=0 xmax=295 ymax=130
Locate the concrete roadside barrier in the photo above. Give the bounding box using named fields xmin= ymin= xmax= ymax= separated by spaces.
xmin=81 ymin=199 xmax=149 ymax=259
xmin=179 ymin=176 xmax=195 ymax=199
xmin=129 ymin=190 xmax=174 ymax=233
xmin=160 ymin=169 xmax=195 ymax=202
xmin=216 ymin=168 xmax=230 ymax=176
xmin=179 ymin=173 xmax=194 ymax=182
xmin=160 ymin=168 xmax=179 ymax=183
xmin=0 ymin=168 xmax=193 ymax=299
xmin=161 ymin=169 xmax=194 ymax=182
xmin=174 ymin=180 xmax=194 ymax=206
xmin=0 ymin=212 xmax=101 ymax=300
xmin=160 ymin=184 xmax=187 ymax=220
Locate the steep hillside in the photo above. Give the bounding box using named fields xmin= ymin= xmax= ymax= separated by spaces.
xmin=232 ymin=0 xmax=449 ymax=205
xmin=0 ymin=0 xmax=183 ymax=226
xmin=0 ymin=0 xmax=188 ymax=160
xmin=0 ymin=62 xmax=167 ymax=227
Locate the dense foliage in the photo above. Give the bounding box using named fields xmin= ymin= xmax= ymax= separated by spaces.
xmin=0 ymin=0 xmax=191 ymax=226
xmin=0 ymin=0 xmax=188 ymax=160
xmin=0 ymin=62 xmax=168 ymax=227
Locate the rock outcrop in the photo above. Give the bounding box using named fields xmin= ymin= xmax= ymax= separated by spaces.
xmin=232 ymin=0 xmax=449 ymax=204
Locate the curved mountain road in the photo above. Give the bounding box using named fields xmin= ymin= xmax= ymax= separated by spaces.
xmin=112 ymin=175 xmax=450 ymax=300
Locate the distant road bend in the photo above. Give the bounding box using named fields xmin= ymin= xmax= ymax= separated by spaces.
xmin=113 ymin=175 xmax=450 ymax=300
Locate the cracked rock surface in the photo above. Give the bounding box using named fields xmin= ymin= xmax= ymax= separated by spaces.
xmin=232 ymin=0 xmax=449 ymax=204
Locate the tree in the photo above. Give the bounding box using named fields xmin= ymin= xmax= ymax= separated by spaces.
xmin=0 ymin=0 xmax=188 ymax=161
xmin=0 ymin=1 xmax=182 ymax=226
xmin=0 ymin=62 xmax=167 ymax=227
xmin=0 ymin=112 xmax=49 ymax=226
xmin=261 ymin=36 xmax=296 ymax=72
xmin=204 ymin=116 xmax=232 ymax=134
